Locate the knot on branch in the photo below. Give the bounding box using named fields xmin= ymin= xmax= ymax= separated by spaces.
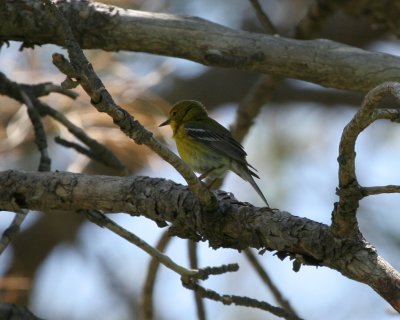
xmin=336 ymin=180 xmax=362 ymax=200
xmin=204 ymin=49 xmax=265 ymax=68
xmin=181 ymin=263 xmax=240 ymax=283
xmin=52 ymin=53 xmax=79 ymax=79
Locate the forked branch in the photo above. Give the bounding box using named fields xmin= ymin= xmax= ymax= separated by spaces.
xmin=333 ymin=82 xmax=400 ymax=237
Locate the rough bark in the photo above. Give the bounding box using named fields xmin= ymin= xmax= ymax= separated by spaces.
xmin=1 ymin=170 xmax=400 ymax=311
xmin=1 ymin=0 xmax=400 ymax=92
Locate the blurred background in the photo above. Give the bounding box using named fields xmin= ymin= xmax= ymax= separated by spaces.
xmin=1 ymin=0 xmax=400 ymax=319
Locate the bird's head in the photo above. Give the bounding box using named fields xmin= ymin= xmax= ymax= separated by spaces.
xmin=159 ymin=100 xmax=208 ymax=130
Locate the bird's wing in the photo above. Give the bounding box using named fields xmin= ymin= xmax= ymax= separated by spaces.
xmin=184 ymin=120 xmax=259 ymax=177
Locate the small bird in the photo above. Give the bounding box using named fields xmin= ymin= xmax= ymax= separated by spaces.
xmin=159 ymin=100 xmax=269 ymax=207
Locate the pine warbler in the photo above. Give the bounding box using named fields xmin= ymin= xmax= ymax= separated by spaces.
xmin=159 ymin=100 xmax=269 ymax=207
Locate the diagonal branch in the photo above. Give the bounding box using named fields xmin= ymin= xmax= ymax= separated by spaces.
xmin=40 ymin=103 xmax=128 ymax=173
xmin=230 ymin=75 xmax=281 ymax=142
xmin=248 ymin=0 xmax=277 ymax=34
xmin=188 ymin=240 xmax=207 ymax=320
xmin=0 ymin=210 xmax=28 ymax=256
xmin=244 ymin=249 xmax=298 ymax=316
xmin=19 ymin=90 xmax=51 ymax=172
xmin=82 ymin=209 xmax=199 ymax=278
xmin=140 ymin=230 xmax=172 ymax=320
xmin=43 ymin=0 xmax=214 ymax=207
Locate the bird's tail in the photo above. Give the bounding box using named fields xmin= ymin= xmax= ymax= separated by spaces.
xmin=248 ymin=175 xmax=270 ymax=207
xmin=233 ymin=162 xmax=270 ymax=207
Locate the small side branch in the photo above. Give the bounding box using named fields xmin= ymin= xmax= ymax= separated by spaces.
xmin=182 ymin=279 xmax=303 ymax=320
xmin=361 ymin=185 xmax=400 ymax=196
xmin=244 ymin=249 xmax=298 ymax=316
xmin=40 ymin=102 xmax=128 ymax=173
xmin=19 ymin=90 xmax=51 ymax=172
xmin=83 ymin=209 xmax=238 ymax=282
xmin=0 ymin=210 xmax=28 ymax=256
xmin=83 ymin=209 xmax=199 ymax=278
xmin=249 ymin=0 xmax=277 ymax=34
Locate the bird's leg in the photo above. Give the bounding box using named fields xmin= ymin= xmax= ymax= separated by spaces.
xmin=198 ymin=165 xmax=225 ymax=181
xmin=206 ymin=178 xmax=219 ymax=189
xmin=198 ymin=171 xmax=210 ymax=181
xmin=198 ymin=167 xmax=216 ymax=181
xmin=198 ymin=166 xmax=225 ymax=189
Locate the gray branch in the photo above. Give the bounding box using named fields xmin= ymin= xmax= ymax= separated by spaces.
xmin=1 ymin=170 xmax=400 ymax=311
xmin=1 ymin=0 xmax=400 ymax=92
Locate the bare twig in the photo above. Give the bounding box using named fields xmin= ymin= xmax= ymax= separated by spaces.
xmin=83 ymin=209 xmax=199 ymax=277
xmin=182 ymin=280 xmax=303 ymax=320
xmin=0 ymin=71 xmax=77 ymax=101
xmin=189 ymin=240 xmax=207 ymax=320
xmin=43 ymin=0 xmax=215 ymax=207
xmin=230 ymin=75 xmax=281 ymax=142
xmin=40 ymin=102 xmax=128 ymax=173
xmin=54 ymin=135 xmax=125 ymax=173
xmin=20 ymin=90 xmax=51 ymax=172
xmin=83 ymin=209 xmax=238 ymax=282
xmin=54 ymin=136 xmax=95 ymax=159
xmin=141 ymin=230 xmax=172 ymax=320
xmin=244 ymin=249 xmax=298 ymax=315
xmin=249 ymin=0 xmax=277 ymax=34
xmin=362 ymin=185 xmax=400 ymax=196
xmin=0 ymin=210 xmax=28 ymax=256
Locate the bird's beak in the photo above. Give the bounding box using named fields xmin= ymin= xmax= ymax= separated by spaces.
xmin=159 ymin=118 xmax=171 ymax=127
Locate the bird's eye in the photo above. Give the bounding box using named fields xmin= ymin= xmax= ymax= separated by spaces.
xmin=171 ymin=111 xmax=177 ymax=117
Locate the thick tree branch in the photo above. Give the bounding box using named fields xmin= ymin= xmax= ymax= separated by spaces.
xmin=1 ymin=170 xmax=400 ymax=311
xmin=1 ymin=0 xmax=400 ymax=92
